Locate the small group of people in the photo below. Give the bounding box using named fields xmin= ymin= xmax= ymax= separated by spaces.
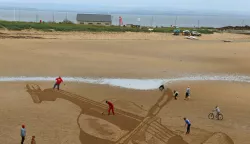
xmin=159 ymin=84 xmax=222 ymax=135
xmin=21 ymin=125 xmax=36 ymax=144
xmin=19 ymin=76 xmax=222 ymax=142
xmin=51 ymin=77 xmax=222 ymax=136
xmin=19 ymin=77 xmax=115 ymax=144
xmin=173 ymin=86 xmax=191 ymax=100
xmin=159 ymin=84 xmax=190 ymax=100
xmin=183 ymin=105 xmax=221 ymax=135
xmin=53 ymin=76 xmax=115 ymax=115
xmin=52 ymin=76 xmax=115 ymax=115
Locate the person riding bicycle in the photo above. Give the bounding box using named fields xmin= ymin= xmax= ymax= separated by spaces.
xmin=214 ymin=105 xmax=221 ymax=119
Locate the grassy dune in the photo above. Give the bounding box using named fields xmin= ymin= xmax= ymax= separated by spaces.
xmin=0 ymin=20 xmax=216 ymax=34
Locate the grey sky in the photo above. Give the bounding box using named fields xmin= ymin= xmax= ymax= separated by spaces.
xmin=0 ymin=0 xmax=250 ymax=13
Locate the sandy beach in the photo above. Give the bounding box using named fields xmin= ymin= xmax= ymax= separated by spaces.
xmin=0 ymin=31 xmax=249 ymax=144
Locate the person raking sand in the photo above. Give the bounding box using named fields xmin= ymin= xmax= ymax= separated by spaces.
xmin=184 ymin=118 xmax=191 ymax=135
xmin=173 ymin=90 xmax=179 ymax=100
xmin=105 ymin=101 xmax=115 ymax=115
xmin=159 ymin=84 xmax=165 ymax=91
xmin=53 ymin=76 xmax=64 ymax=90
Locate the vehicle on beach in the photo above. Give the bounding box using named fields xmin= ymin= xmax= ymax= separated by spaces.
xmin=182 ymin=30 xmax=191 ymax=36
xmin=185 ymin=36 xmax=199 ymax=40
xmin=191 ymin=31 xmax=202 ymax=36
xmin=173 ymin=29 xmax=181 ymax=35
xmin=208 ymin=111 xmax=223 ymax=120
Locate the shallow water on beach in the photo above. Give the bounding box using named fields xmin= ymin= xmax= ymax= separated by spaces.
xmin=0 ymin=74 xmax=250 ymax=90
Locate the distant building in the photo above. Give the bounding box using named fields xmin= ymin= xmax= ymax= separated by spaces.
xmin=126 ymin=24 xmax=140 ymax=28
xmin=76 ymin=14 xmax=112 ymax=26
xmin=126 ymin=24 xmax=133 ymax=27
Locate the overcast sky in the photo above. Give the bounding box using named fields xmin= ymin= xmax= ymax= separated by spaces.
xmin=0 ymin=0 xmax=250 ymax=13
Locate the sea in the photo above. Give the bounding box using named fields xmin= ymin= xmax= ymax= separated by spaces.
xmin=0 ymin=8 xmax=250 ymax=28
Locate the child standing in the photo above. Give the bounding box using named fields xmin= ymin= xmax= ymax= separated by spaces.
xmin=31 ymin=136 xmax=36 ymax=144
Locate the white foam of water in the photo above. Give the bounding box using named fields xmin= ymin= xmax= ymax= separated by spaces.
xmin=0 ymin=75 xmax=250 ymax=90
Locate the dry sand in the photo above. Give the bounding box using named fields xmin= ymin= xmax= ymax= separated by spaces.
xmin=0 ymin=31 xmax=250 ymax=144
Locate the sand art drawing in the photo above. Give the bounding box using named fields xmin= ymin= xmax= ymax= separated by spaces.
xmin=26 ymin=83 xmax=234 ymax=144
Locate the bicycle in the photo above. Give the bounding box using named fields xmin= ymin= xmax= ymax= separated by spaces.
xmin=208 ymin=110 xmax=223 ymax=120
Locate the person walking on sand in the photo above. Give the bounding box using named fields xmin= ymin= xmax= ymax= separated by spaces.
xmin=173 ymin=90 xmax=179 ymax=100
xmin=183 ymin=118 xmax=191 ymax=134
xmin=31 ymin=136 xmax=36 ymax=144
xmin=21 ymin=125 xmax=26 ymax=144
xmin=106 ymin=101 xmax=115 ymax=115
xmin=53 ymin=76 xmax=63 ymax=90
xmin=185 ymin=86 xmax=190 ymax=100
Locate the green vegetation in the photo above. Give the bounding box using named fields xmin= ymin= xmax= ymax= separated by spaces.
xmin=0 ymin=20 xmax=216 ymax=34
xmin=153 ymin=27 xmax=216 ymax=34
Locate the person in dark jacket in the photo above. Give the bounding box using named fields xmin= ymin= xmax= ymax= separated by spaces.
xmin=173 ymin=90 xmax=179 ymax=100
xmin=159 ymin=84 xmax=165 ymax=91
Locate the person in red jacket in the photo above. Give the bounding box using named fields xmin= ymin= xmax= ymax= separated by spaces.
xmin=53 ymin=76 xmax=63 ymax=90
xmin=106 ymin=101 xmax=115 ymax=115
